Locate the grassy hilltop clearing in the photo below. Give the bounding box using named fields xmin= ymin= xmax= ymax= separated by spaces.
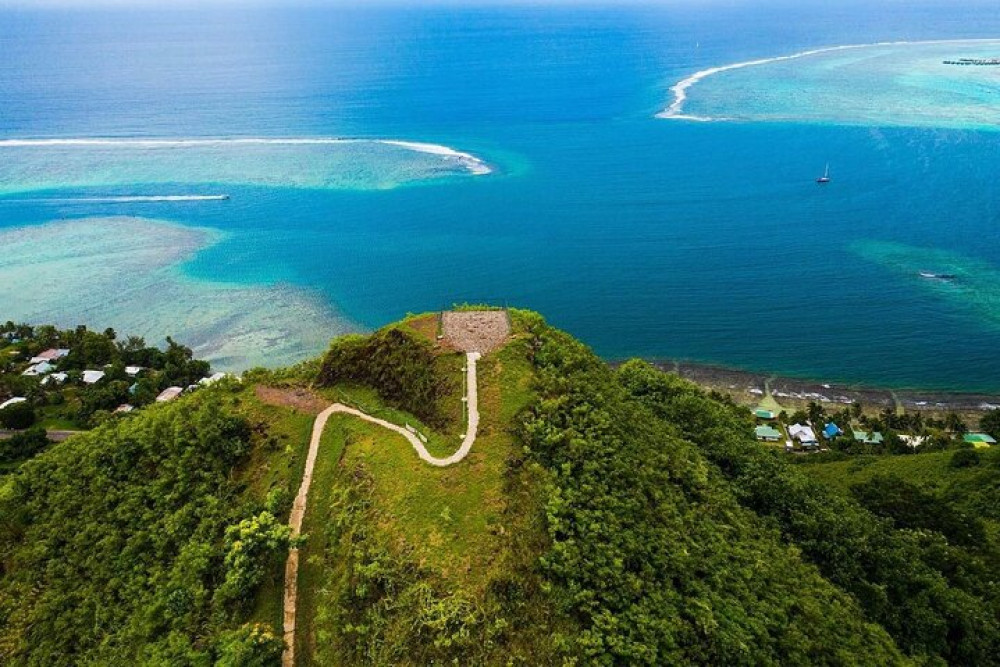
xmin=1 ymin=310 xmax=999 ymax=665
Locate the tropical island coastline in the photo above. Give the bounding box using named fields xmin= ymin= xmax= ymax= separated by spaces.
xmin=647 ymin=358 xmax=1000 ymax=416
xmin=2 ymin=308 xmax=998 ymax=665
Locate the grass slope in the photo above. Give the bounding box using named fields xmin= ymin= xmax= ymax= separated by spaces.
xmin=297 ymin=320 xmax=555 ymax=665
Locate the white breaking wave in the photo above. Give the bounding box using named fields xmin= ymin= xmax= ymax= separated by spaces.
xmin=6 ymin=195 xmax=230 ymax=203
xmin=658 ymin=38 xmax=1000 ymax=121
xmin=0 ymin=136 xmax=492 ymax=175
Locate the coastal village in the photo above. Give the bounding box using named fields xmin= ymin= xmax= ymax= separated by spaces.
xmin=0 ymin=323 xmax=226 ymax=457
xmin=653 ymin=360 xmax=1000 ymax=455
xmin=751 ymin=406 xmax=996 ymax=454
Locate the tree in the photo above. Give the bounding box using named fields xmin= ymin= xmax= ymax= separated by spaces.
xmin=215 ymin=624 xmax=284 ymax=667
xmin=216 ymin=512 xmax=292 ymax=609
xmin=945 ymin=412 xmax=967 ymax=435
xmin=789 ymin=409 xmax=809 ymax=425
xmin=0 ymin=401 xmax=35 ymax=430
xmin=951 ymin=449 xmax=981 ymax=468
xmin=851 ymin=474 xmax=986 ymax=548
xmin=0 ymin=426 xmax=49 ymax=462
xmin=979 ymin=410 xmax=1000 ymax=439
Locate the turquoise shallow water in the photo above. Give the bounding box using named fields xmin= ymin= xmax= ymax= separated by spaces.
xmin=673 ymin=39 xmax=1000 ymax=129
xmin=2 ymin=3 xmax=1000 ymax=389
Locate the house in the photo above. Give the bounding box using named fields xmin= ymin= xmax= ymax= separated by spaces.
xmin=755 ymin=425 xmax=782 ymax=442
xmin=125 ymin=366 xmax=145 ymax=377
xmin=82 ymin=370 xmax=106 ymax=384
xmin=853 ymin=430 xmax=884 ymax=445
xmin=822 ymin=423 xmax=842 ymax=440
xmin=0 ymin=397 xmax=27 ymax=411
xmin=789 ymin=423 xmax=819 ymax=447
xmin=156 ymin=387 xmax=184 ymax=403
xmin=963 ymin=433 xmax=996 ymax=448
xmin=41 ymin=372 xmax=68 ymax=386
xmin=35 ymin=348 xmax=70 ymax=362
xmin=899 ymin=434 xmax=926 ymax=449
xmin=23 ymin=361 xmax=55 ymax=376
xmin=754 ymin=409 xmax=776 ymax=420
xmin=114 ymin=404 xmax=135 ymax=414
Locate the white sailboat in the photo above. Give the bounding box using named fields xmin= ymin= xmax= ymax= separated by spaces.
xmin=816 ymin=163 xmax=831 ymax=184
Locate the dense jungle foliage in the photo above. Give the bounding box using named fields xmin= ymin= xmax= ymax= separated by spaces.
xmin=616 ymin=355 xmax=1000 ymax=665
xmin=0 ymin=393 xmax=289 ymax=665
xmin=515 ymin=312 xmax=905 ymax=665
xmin=317 ymin=327 xmax=456 ymax=429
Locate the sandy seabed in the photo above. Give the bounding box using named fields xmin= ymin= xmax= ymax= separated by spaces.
xmin=0 ymin=217 xmax=355 ymax=370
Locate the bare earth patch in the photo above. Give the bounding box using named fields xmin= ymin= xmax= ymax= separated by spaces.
xmin=255 ymin=386 xmax=327 ymax=415
xmin=442 ymin=310 xmax=511 ymax=354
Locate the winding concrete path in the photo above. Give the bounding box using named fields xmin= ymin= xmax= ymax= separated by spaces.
xmin=281 ymin=351 xmax=481 ymax=666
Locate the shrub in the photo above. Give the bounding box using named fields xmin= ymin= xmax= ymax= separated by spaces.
xmin=951 ymin=448 xmax=981 ymax=468
xmin=0 ymin=401 xmax=35 ymax=430
xmin=0 ymin=426 xmax=49 ymax=462
xmin=318 ymin=327 xmax=456 ymax=428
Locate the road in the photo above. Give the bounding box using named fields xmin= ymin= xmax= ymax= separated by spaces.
xmin=0 ymin=429 xmax=81 ymax=442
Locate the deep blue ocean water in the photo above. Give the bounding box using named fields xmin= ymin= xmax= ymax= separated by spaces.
xmin=3 ymin=2 xmax=1000 ymax=390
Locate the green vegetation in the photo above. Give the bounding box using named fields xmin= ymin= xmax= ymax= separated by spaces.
xmin=0 ymin=391 xmax=284 ymax=664
xmin=619 ymin=360 xmax=1000 ymax=664
xmin=0 ymin=402 xmax=34 ymax=430
xmin=317 ymin=327 xmax=458 ymax=429
xmin=0 ymin=323 xmax=212 ymax=431
xmin=3 ymin=310 xmax=1000 ymax=665
xmin=300 ymin=324 xmax=556 ymax=665
xmin=0 ymin=376 xmax=317 ymax=665
xmin=981 ymin=409 xmax=1000 ymax=439
xmin=0 ymin=427 xmax=49 ymax=466
xmin=518 ymin=314 xmax=903 ymax=664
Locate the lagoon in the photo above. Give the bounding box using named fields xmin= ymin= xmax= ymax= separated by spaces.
xmin=2 ymin=3 xmax=1000 ymax=389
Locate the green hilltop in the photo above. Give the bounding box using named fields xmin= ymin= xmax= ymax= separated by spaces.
xmin=1 ymin=310 xmax=999 ymax=665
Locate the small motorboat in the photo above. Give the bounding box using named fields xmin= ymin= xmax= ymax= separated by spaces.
xmin=919 ymin=271 xmax=957 ymax=282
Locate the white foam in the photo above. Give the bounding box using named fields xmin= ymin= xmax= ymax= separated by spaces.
xmin=379 ymin=139 xmax=492 ymax=175
xmin=8 ymin=195 xmax=230 ymax=203
xmin=0 ymin=136 xmax=492 ymax=176
xmin=658 ymin=38 xmax=1000 ymax=121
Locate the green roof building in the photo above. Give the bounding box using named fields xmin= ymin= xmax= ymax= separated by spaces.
xmin=964 ymin=433 xmax=996 ymax=448
xmin=852 ymin=430 xmax=884 ymax=444
xmin=755 ymin=425 xmax=782 ymax=442
xmin=754 ymin=409 xmax=776 ymax=420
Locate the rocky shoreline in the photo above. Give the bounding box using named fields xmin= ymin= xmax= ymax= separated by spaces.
xmin=628 ymin=359 xmax=1000 ymax=418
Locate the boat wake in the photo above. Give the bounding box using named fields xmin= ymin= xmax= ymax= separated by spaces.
xmin=6 ymin=195 xmax=230 ymax=203
xmin=657 ymin=38 xmax=1000 ymax=121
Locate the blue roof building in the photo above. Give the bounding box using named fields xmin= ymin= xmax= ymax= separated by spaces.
xmin=823 ymin=423 xmax=842 ymax=439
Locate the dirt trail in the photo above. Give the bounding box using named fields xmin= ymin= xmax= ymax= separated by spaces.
xmin=281 ymin=351 xmax=481 ymax=666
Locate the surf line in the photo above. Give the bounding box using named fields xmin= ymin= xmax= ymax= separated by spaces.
xmin=0 ymin=137 xmax=492 ymax=176
xmin=658 ymin=38 xmax=1000 ymax=121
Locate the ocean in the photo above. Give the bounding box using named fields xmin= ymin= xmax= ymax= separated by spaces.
xmin=2 ymin=1 xmax=1000 ymax=390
